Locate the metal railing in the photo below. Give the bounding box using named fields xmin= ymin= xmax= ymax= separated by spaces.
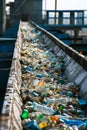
xmin=46 ymin=10 xmax=87 ymax=27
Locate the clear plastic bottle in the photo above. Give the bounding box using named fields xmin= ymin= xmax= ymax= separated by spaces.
xmin=47 ymin=97 xmax=69 ymax=104
xmin=33 ymin=102 xmax=55 ymax=115
xmin=72 ymin=125 xmax=78 ymax=130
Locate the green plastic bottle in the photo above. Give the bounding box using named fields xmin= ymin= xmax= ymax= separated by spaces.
xmin=37 ymin=114 xmax=44 ymax=120
xmin=21 ymin=109 xmax=29 ymax=119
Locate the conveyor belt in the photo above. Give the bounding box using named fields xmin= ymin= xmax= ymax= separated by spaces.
xmin=0 ymin=21 xmax=87 ymax=130
xmin=20 ymin=22 xmax=87 ymax=130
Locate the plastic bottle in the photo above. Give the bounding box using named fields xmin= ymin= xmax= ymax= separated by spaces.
xmin=51 ymin=115 xmax=59 ymax=122
xmin=26 ymin=66 xmax=32 ymax=71
xmin=32 ymin=92 xmax=39 ymax=97
xmin=78 ymin=99 xmax=86 ymax=105
xmin=37 ymin=114 xmax=44 ymax=120
xmin=59 ymin=104 xmax=65 ymax=111
xmin=47 ymin=98 xmax=55 ymax=104
xmin=54 ymin=115 xmax=72 ymax=120
xmin=76 ymin=109 xmax=85 ymax=117
xmin=67 ymin=91 xmax=73 ymax=97
xmin=24 ymin=65 xmax=33 ymax=74
xmin=58 ymin=78 xmax=64 ymax=85
xmin=47 ymin=97 xmax=69 ymax=104
xmin=25 ymin=120 xmax=40 ymax=130
xmin=33 ymin=102 xmax=55 ymax=115
xmin=33 ymin=79 xmax=39 ymax=86
xmin=39 ymin=121 xmax=48 ymax=129
xmin=72 ymin=125 xmax=78 ymax=130
xmin=21 ymin=109 xmax=29 ymax=119
xmin=61 ymin=118 xmax=83 ymax=126
xmin=36 ymin=73 xmax=43 ymax=78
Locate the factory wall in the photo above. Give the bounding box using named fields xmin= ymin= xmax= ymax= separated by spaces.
xmin=10 ymin=0 xmax=42 ymax=23
xmin=0 ymin=0 xmax=6 ymax=35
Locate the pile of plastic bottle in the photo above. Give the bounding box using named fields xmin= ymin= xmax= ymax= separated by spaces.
xmin=20 ymin=23 xmax=87 ymax=130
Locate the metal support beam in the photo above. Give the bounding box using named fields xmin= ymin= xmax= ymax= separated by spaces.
xmin=54 ymin=0 xmax=57 ymax=24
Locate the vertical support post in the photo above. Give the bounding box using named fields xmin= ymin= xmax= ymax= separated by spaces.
xmin=70 ymin=11 xmax=74 ymax=25
xmin=82 ymin=11 xmax=84 ymax=25
xmin=59 ymin=11 xmax=63 ymax=25
xmin=54 ymin=0 xmax=57 ymax=24
xmin=46 ymin=11 xmax=49 ymax=24
xmin=74 ymin=29 xmax=79 ymax=44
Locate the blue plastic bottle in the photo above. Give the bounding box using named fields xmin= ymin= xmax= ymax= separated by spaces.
xmin=61 ymin=118 xmax=83 ymax=126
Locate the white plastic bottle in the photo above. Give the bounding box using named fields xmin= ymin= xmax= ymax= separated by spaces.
xmin=33 ymin=102 xmax=55 ymax=115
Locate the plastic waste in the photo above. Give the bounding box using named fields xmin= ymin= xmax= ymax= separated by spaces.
xmin=53 ymin=114 xmax=72 ymax=120
xmin=25 ymin=120 xmax=40 ymax=130
xmin=78 ymin=123 xmax=87 ymax=130
xmin=33 ymin=79 xmax=40 ymax=86
xmin=61 ymin=118 xmax=83 ymax=126
xmin=21 ymin=26 xmax=27 ymax=32
xmin=32 ymin=92 xmax=39 ymax=97
xmin=20 ymin=23 xmax=87 ymax=130
xmin=33 ymin=102 xmax=55 ymax=115
xmin=37 ymin=114 xmax=44 ymax=120
xmin=39 ymin=121 xmax=48 ymax=129
xmin=67 ymin=91 xmax=73 ymax=97
xmin=76 ymin=109 xmax=85 ymax=117
xmin=51 ymin=115 xmax=59 ymax=122
xmin=59 ymin=104 xmax=65 ymax=111
xmin=21 ymin=109 xmax=29 ymax=119
xmin=72 ymin=125 xmax=78 ymax=130
xmin=25 ymin=66 xmax=33 ymax=74
xmin=36 ymin=73 xmax=43 ymax=78
xmin=47 ymin=97 xmax=70 ymax=104
xmin=57 ymin=63 xmax=64 ymax=70
xmin=78 ymin=99 xmax=86 ymax=105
